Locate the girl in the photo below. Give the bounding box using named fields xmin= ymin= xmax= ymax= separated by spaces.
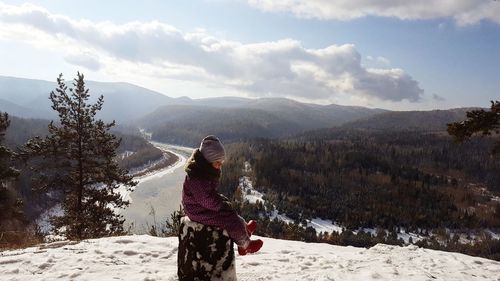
xmin=182 ymin=135 xmax=263 ymax=255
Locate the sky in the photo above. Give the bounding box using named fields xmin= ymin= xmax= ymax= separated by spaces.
xmin=0 ymin=0 xmax=499 ymax=110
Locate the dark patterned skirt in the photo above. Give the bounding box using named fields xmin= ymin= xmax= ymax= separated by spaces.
xmin=178 ymin=216 xmax=237 ymax=281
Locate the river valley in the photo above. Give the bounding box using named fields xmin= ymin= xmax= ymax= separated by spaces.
xmin=120 ymin=142 xmax=193 ymax=234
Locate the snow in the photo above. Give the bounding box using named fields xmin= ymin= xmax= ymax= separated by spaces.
xmin=488 ymin=230 xmax=500 ymax=240
xmin=269 ymin=210 xmax=296 ymax=225
xmin=307 ymin=218 xmax=343 ymax=234
xmin=0 ymin=234 xmax=498 ymax=280
xmin=395 ymin=230 xmax=425 ymax=244
xmin=134 ymin=150 xmax=185 ymax=185
xmin=239 ymin=176 xmax=265 ymax=204
xmin=118 ymin=150 xmax=135 ymax=160
xmin=36 ymin=205 xmax=64 ymax=235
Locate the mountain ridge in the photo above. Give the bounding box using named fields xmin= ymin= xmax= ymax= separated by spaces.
xmin=341 ymin=108 xmax=474 ymax=131
xmin=0 ymin=75 xmax=477 ymax=145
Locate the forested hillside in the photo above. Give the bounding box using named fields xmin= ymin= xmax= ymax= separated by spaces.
xmin=4 ymin=116 xmax=49 ymax=148
xmin=137 ymin=99 xmax=384 ymax=146
xmin=342 ymin=108 xmax=473 ymax=131
xmin=218 ymin=129 xmax=500 ymax=259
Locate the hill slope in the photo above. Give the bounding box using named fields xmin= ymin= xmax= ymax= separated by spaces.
xmin=0 ymin=235 xmax=497 ymax=280
xmin=137 ymin=99 xmax=385 ymax=146
xmin=342 ymin=108 xmax=472 ymax=131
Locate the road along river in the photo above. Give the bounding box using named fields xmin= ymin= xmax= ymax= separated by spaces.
xmin=119 ymin=142 xmax=194 ymax=234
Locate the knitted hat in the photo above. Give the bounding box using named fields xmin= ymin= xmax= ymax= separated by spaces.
xmin=199 ymin=135 xmax=225 ymax=163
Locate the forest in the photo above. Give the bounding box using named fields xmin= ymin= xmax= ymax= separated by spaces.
xmin=218 ymin=129 xmax=500 ymax=260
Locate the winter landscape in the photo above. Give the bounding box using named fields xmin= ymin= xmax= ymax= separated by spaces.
xmin=1 ymin=1 xmax=500 ymax=280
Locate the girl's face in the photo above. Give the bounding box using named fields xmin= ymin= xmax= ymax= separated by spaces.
xmin=212 ymin=160 xmax=224 ymax=170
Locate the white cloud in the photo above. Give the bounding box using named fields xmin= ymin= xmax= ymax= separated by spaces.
xmin=247 ymin=0 xmax=500 ymax=25
xmin=64 ymin=52 xmax=101 ymax=71
xmin=0 ymin=2 xmax=424 ymax=102
xmin=366 ymin=56 xmax=391 ymax=66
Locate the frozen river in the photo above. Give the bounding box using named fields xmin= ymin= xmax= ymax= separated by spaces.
xmin=119 ymin=142 xmax=193 ymax=234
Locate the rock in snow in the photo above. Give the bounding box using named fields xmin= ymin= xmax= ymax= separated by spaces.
xmin=0 ymin=235 xmax=499 ymax=281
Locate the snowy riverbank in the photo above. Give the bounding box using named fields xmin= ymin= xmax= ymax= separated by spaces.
xmin=115 ymin=142 xmax=192 ymax=203
xmin=0 ymin=234 xmax=498 ymax=281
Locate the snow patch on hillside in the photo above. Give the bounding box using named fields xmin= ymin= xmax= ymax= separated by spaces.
xmin=0 ymin=235 xmax=498 ymax=281
xmin=307 ymin=218 xmax=344 ymax=234
xmin=239 ymin=176 xmax=265 ymax=204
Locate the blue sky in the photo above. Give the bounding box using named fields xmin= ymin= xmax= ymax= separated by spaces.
xmin=0 ymin=0 xmax=499 ymax=110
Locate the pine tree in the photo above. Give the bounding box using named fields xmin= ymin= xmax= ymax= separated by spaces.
xmin=22 ymin=73 xmax=137 ymax=240
xmin=0 ymin=113 xmax=18 ymax=183
xmin=447 ymin=100 xmax=500 ymax=154
xmin=0 ymin=112 xmax=22 ymax=227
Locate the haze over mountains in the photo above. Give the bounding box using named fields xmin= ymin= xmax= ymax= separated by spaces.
xmin=0 ymin=76 xmax=180 ymax=122
xmin=0 ymin=75 xmax=470 ymax=145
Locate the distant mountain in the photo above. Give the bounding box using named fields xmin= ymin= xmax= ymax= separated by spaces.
xmin=0 ymin=98 xmax=50 ymax=119
xmin=0 ymin=76 xmax=55 ymax=105
xmin=242 ymin=98 xmax=387 ymax=127
xmin=190 ymin=96 xmax=253 ymax=108
xmin=136 ymin=99 xmax=385 ymax=146
xmin=191 ymin=97 xmax=387 ymax=125
xmin=6 ymin=76 xmax=454 ymax=145
xmin=0 ymin=76 xmax=177 ymax=122
xmin=136 ymin=105 xmax=293 ymax=145
xmin=342 ymin=108 xmax=472 ymax=131
xmin=4 ymin=116 xmax=50 ymax=148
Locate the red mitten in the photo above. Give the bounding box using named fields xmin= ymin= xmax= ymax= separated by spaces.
xmin=238 ymin=239 xmax=263 ymax=256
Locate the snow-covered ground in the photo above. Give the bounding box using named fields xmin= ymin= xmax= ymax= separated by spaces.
xmin=0 ymin=234 xmax=498 ymax=281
